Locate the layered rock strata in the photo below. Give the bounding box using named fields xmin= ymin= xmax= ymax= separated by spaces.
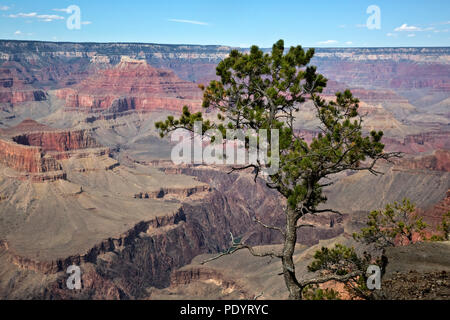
xmin=56 ymin=57 xmax=203 ymax=113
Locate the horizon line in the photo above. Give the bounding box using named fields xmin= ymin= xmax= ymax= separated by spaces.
xmin=0 ymin=38 xmax=449 ymax=49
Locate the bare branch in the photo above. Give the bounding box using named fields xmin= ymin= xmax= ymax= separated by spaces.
xmin=253 ymin=292 xmax=264 ymax=300
xmin=201 ymin=232 xmax=283 ymax=265
xmin=310 ymin=208 xmax=344 ymax=217
xmin=253 ymin=217 xmax=285 ymax=236
xmin=300 ymin=271 xmax=362 ymax=288
xmin=201 ymin=244 xmax=283 ymax=265
xmin=228 ymin=164 xmax=258 ymax=175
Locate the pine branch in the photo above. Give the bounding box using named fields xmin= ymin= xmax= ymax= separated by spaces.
xmin=300 ymin=271 xmax=362 ymax=288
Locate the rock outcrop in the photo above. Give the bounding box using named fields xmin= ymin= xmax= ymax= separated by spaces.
xmin=417 ymin=190 xmax=450 ymax=228
xmin=134 ymin=185 xmax=210 ymax=200
xmin=12 ymin=130 xmax=100 ymax=153
xmin=0 ymin=62 xmax=47 ymax=105
xmin=0 ymin=120 xmax=103 ymax=178
xmin=384 ymin=132 xmax=450 ymax=154
xmin=0 ymin=138 xmax=61 ymax=174
xmin=394 ymin=150 xmax=450 ymax=172
xmin=56 ymin=57 xmax=203 ymax=113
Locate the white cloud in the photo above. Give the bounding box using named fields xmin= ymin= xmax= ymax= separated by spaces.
xmin=0 ymin=5 xmax=10 ymax=11
xmin=9 ymin=12 xmax=37 ymax=18
xmin=168 ymin=19 xmax=208 ymax=26
xmin=345 ymin=41 xmax=353 ymax=45
xmin=355 ymin=24 xmax=367 ymax=28
xmin=13 ymin=30 xmax=32 ymax=36
xmin=317 ymin=40 xmax=338 ymax=45
xmin=53 ymin=8 xmax=71 ymax=14
xmin=394 ymin=24 xmax=421 ymax=32
xmin=81 ymin=21 xmax=92 ymax=25
xmin=9 ymin=12 xmax=64 ymax=22
xmin=394 ymin=24 xmax=434 ymax=32
xmin=407 ymin=33 xmax=416 ymax=37
xmin=37 ymin=14 xmax=64 ymax=20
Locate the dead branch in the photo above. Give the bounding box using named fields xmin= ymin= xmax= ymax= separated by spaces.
xmin=253 ymin=217 xmax=285 ymax=236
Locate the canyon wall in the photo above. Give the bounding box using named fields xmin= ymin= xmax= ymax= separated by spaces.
xmin=1 ymin=41 xmax=448 ymax=89
xmin=0 ymin=120 xmax=103 ymax=175
xmin=12 ymin=130 xmax=100 ymax=153
xmin=394 ymin=150 xmax=450 ymax=172
xmin=0 ymin=166 xmax=345 ymax=299
xmin=0 ymin=62 xmax=47 ymax=104
xmin=0 ymin=138 xmax=61 ymax=173
xmin=55 ymin=58 xmax=203 ymax=113
xmin=384 ymin=132 xmax=450 ymax=154
xmin=416 ymin=190 xmax=450 ymax=229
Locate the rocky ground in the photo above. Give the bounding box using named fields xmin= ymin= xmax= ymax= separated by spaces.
xmin=381 ymin=242 xmax=450 ymax=300
xmin=381 ymin=271 xmax=449 ymax=300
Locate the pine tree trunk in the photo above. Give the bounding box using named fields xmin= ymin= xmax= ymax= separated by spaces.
xmin=282 ymin=208 xmax=303 ymax=300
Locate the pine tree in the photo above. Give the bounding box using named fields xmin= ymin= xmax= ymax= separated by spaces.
xmin=156 ymin=40 xmax=400 ymax=299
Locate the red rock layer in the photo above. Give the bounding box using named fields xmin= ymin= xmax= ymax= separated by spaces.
xmin=384 ymin=132 xmax=450 ymax=154
xmin=394 ymin=150 xmax=450 ymax=172
xmin=418 ymin=190 xmax=450 ymax=229
xmin=323 ymin=80 xmax=409 ymax=103
xmin=0 ymin=138 xmax=61 ymax=173
xmin=12 ymin=130 xmax=100 ymax=153
xmin=0 ymin=119 xmax=53 ymax=136
xmin=0 ymin=120 xmax=101 ymax=174
xmin=0 ymin=62 xmax=46 ymax=104
xmin=315 ymin=61 xmax=450 ymax=92
xmin=56 ymin=59 xmax=203 ymax=113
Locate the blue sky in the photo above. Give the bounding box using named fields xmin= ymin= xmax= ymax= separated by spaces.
xmin=1 ymin=0 xmax=449 ymax=47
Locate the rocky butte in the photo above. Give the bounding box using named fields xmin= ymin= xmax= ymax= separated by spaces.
xmin=56 ymin=56 xmax=203 ymax=114
xmin=0 ymin=119 xmax=101 ymax=180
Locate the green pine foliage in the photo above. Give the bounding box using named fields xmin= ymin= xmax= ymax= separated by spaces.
xmin=302 ymin=285 xmax=341 ymax=300
xmin=353 ymin=199 xmax=428 ymax=249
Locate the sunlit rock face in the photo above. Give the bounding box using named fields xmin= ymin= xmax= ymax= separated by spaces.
xmin=0 ymin=120 xmax=101 ymax=179
xmin=55 ymin=57 xmax=203 ymax=113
